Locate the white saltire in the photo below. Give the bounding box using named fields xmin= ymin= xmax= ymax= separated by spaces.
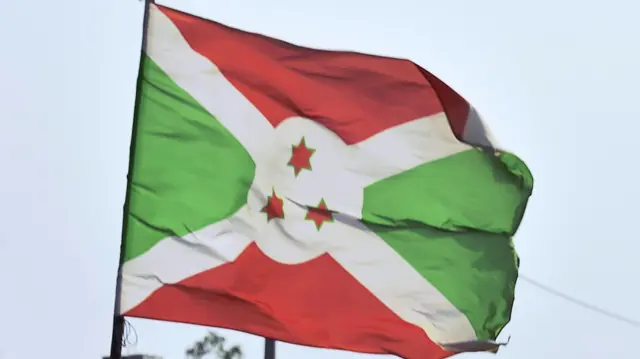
xmin=121 ymin=4 xmax=481 ymax=345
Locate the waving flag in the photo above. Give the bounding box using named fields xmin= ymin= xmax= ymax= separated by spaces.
xmin=118 ymin=4 xmax=533 ymax=359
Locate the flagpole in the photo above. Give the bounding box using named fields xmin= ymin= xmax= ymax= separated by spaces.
xmin=264 ymin=338 xmax=276 ymax=359
xmin=108 ymin=1 xmax=153 ymax=358
xmin=109 ymin=317 xmax=125 ymax=359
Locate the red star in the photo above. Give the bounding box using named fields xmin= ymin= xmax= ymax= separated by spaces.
xmin=288 ymin=137 xmax=315 ymax=176
xmin=305 ymin=198 xmax=333 ymax=230
xmin=261 ymin=189 xmax=285 ymax=221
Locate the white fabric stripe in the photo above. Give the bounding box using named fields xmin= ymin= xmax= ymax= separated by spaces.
xmin=123 ymin=4 xmax=478 ymax=345
xmin=145 ymin=4 xmax=274 ymax=163
xmin=121 ymin=206 xmax=254 ymax=313
xmin=462 ymin=106 xmax=499 ymax=149
xmin=352 ymin=112 xmax=471 ymax=187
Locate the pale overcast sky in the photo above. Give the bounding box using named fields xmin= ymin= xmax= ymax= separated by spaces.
xmin=1 ymin=0 xmax=639 ymax=358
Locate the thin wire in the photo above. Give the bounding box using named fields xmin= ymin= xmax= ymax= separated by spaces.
xmin=519 ymin=274 xmax=640 ymax=328
xmin=122 ymin=318 xmax=139 ymax=348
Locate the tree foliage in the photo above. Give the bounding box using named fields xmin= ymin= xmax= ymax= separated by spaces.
xmin=185 ymin=331 xmax=243 ymax=359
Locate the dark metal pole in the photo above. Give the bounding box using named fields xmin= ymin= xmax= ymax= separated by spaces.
xmin=264 ymin=338 xmax=276 ymax=359
xmin=108 ymin=1 xmax=153 ymax=358
xmin=109 ymin=316 xmax=125 ymax=359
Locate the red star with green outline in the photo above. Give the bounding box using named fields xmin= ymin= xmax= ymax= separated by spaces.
xmin=261 ymin=189 xmax=285 ymax=221
xmin=305 ymin=198 xmax=334 ymax=230
xmin=288 ymin=137 xmax=315 ymax=176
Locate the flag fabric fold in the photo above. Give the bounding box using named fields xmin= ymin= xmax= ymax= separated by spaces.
xmin=118 ymin=4 xmax=533 ymax=359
